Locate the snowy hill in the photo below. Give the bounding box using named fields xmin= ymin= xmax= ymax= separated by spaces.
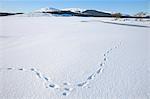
xmin=61 ymin=8 xmax=86 ymax=13
xmin=82 ymin=10 xmax=112 ymax=17
xmin=15 ymin=12 xmax=53 ymax=17
xmin=35 ymin=7 xmax=60 ymax=13
xmin=32 ymin=7 xmax=113 ymax=17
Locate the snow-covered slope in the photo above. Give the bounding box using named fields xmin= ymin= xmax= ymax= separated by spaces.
xmin=36 ymin=7 xmax=85 ymax=13
xmin=15 ymin=12 xmax=53 ymax=17
xmin=35 ymin=7 xmax=60 ymax=12
xmin=61 ymin=8 xmax=86 ymax=13
xmin=0 ymin=17 xmax=149 ymax=99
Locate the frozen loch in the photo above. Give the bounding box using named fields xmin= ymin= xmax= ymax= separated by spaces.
xmin=0 ymin=16 xmax=149 ymax=99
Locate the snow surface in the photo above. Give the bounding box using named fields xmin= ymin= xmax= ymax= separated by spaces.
xmin=0 ymin=16 xmax=149 ymax=99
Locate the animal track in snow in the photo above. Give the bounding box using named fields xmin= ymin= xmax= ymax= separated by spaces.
xmin=0 ymin=42 xmax=122 ymax=96
xmin=0 ymin=67 xmax=61 ymax=91
xmin=76 ymin=42 xmax=122 ymax=89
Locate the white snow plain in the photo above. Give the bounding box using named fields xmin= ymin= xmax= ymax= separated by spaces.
xmin=0 ymin=16 xmax=149 ymax=99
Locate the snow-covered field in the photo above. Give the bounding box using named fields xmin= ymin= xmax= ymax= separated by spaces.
xmin=0 ymin=16 xmax=149 ymax=99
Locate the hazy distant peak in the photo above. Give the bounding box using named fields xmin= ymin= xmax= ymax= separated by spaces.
xmin=61 ymin=8 xmax=86 ymax=13
xmin=35 ymin=7 xmax=60 ymax=12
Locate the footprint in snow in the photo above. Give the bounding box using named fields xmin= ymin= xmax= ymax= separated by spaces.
xmin=34 ymin=72 xmax=41 ymax=78
xmin=48 ymin=84 xmax=60 ymax=89
xmin=96 ymin=68 xmax=103 ymax=74
xmin=109 ymin=48 xmax=113 ymax=52
xmin=18 ymin=68 xmax=24 ymax=71
xmin=49 ymin=84 xmax=55 ymax=88
xmin=77 ymin=81 xmax=89 ymax=88
xmin=7 ymin=68 xmax=13 ymax=70
xmin=62 ymin=92 xmax=68 ymax=96
xmin=43 ymin=76 xmax=49 ymax=82
xmin=62 ymin=88 xmax=74 ymax=96
xmin=30 ymin=68 xmax=42 ymax=78
xmin=30 ymin=68 xmax=35 ymax=71
xmin=114 ymin=46 xmax=118 ymax=49
xmin=106 ymin=50 xmax=110 ymax=54
xmin=100 ymin=63 xmax=104 ymax=67
xmin=87 ymin=73 xmax=96 ymax=80
xmin=104 ymin=58 xmax=107 ymax=61
xmin=104 ymin=54 xmax=106 ymax=56
xmin=63 ymin=82 xmax=71 ymax=86
xmin=64 ymin=87 xmax=73 ymax=91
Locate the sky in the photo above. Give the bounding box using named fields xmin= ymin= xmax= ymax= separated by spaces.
xmin=0 ymin=0 xmax=149 ymax=15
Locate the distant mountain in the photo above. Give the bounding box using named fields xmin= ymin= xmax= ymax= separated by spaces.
xmin=16 ymin=12 xmax=53 ymax=17
xmin=35 ymin=7 xmax=60 ymax=13
xmin=82 ymin=10 xmax=112 ymax=17
xmin=3 ymin=7 xmax=149 ymax=18
xmin=61 ymin=8 xmax=85 ymax=13
xmin=0 ymin=12 xmax=23 ymax=16
xmin=35 ymin=7 xmax=113 ymax=17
